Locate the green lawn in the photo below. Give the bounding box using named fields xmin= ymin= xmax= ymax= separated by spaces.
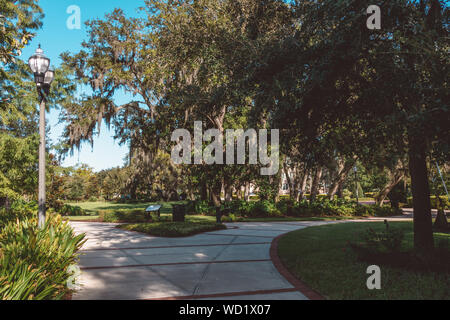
xmin=118 ymin=222 xmax=226 ymax=237
xmin=277 ymin=221 xmax=450 ymax=300
xmin=66 ymin=201 xmax=185 ymax=215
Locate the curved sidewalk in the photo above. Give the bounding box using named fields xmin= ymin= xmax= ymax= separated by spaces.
xmin=70 ymin=216 xmax=410 ymax=300
xmin=70 ymin=220 xmax=340 ymax=300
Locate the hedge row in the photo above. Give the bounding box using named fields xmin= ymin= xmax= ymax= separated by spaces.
xmin=186 ymin=198 xmax=400 ymax=218
xmin=406 ymin=196 xmax=449 ymax=210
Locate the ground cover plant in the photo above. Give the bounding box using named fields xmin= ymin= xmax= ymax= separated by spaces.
xmin=0 ymin=202 xmax=85 ymax=300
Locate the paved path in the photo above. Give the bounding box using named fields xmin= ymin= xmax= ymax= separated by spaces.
xmin=70 ymin=217 xmax=411 ymax=300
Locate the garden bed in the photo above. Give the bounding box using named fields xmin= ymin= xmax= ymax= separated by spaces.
xmin=118 ymin=222 xmax=226 ymax=237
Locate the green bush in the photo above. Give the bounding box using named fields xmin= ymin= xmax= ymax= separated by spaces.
xmin=99 ymin=209 xmax=148 ymax=223
xmin=185 ymin=200 xmax=214 ymax=215
xmin=59 ymin=204 xmax=86 ymax=217
xmin=0 ymin=213 xmax=85 ymax=300
xmin=0 ymin=201 xmax=37 ymax=229
xmin=282 ymin=199 xmax=399 ymax=218
xmin=223 ymin=200 xmax=254 ymax=216
xmin=407 ymin=196 xmax=449 ymax=210
xmin=360 ymin=223 xmax=405 ymax=252
xmin=249 ymin=200 xmax=282 ymax=217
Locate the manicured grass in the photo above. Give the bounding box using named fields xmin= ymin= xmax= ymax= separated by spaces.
xmin=277 ymin=221 xmax=450 ymax=300
xmin=118 ymin=222 xmax=226 ymax=237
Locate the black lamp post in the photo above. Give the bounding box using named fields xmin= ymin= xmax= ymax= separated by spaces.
xmin=28 ymin=45 xmax=54 ymax=228
xmin=354 ymin=165 xmax=359 ymax=204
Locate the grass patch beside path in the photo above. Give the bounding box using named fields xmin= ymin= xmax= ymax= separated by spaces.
xmin=118 ymin=222 xmax=226 ymax=237
xmin=277 ymin=221 xmax=450 ymax=300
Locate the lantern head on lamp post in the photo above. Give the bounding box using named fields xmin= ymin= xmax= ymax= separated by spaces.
xmin=28 ymin=45 xmax=53 ymax=228
xmin=42 ymin=67 xmax=55 ymax=95
xmin=28 ymin=45 xmax=54 ymax=101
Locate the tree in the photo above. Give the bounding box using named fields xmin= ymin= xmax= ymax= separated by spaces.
xmin=0 ymin=0 xmax=43 ymax=69
xmin=249 ymin=0 xmax=448 ymax=250
xmin=59 ymin=0 xmax=295 ymax=206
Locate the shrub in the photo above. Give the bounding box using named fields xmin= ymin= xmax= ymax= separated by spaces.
xmin=276 ymin=199 xmax=295 ymax=216
xmin=361 ymin=223 xmax=405 ymax=252
xmin=223 ymin=200 xmax=254 ymax=216
xmin=185 ymin=200 xmax=214 ymax=215
xmin=0 ymin=201 xmax=37 ymax=229
xmin=249 ymin=200 xmax=282 ymax=217
xmin=406 ymin=196 xmax=449 ymax=209
xmin=0 ymin=213 xmax=85 ymax=300
xmin=59 ymin=204 xmax=86 ymax=217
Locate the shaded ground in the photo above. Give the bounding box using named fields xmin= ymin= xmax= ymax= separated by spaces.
xmin=277 ymin=221 xmax=450 ymax=300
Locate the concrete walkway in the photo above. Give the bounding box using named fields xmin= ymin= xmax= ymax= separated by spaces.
xmin=70 ymin=217 xmax=411 ymax=300
xmin=70 ymin=220 xmax=345 ymax=300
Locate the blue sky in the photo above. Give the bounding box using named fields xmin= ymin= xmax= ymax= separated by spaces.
xmin=21 ymin=0 xmax=146 ymax=172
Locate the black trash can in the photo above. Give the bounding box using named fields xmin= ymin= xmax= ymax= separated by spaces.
xmin=172 ymin=204 xmax=186 ymax=222
xmin=216 ymin=207 xmax=222 ymax=224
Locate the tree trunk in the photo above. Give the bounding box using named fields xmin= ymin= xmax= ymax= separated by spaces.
xmin=408 ymin=133 xmax=434 ymax=251
xmin=328 ymin=160 xmax=354 ymax=200
xmin=4 ymin=196 xmax=11 ymax=210
xmin=225 ymin=184 xmax=232 ymax=202
xmin=274 ymin=170 xmax=283 ymax=202
xmin=211 ymin=191 xmax=221 ymax=207
xmin=200 ymin=181 xmax=208 ymax=201
xmin=310 ymin=167 xmax=323 ymax=201
xmin=236 ymin=186 xmax=243 ymax=200
xmin=244 ymin=182 xmax=250 ymax=202
xmin=297 ymin=170 xmax=308 ymax=202
xmin=375 ymin=169 xmax=404 ymax=206
xmin=209 ymin=179 xmax=222 ymax=207
xmin=283 ymin=164 xmax=296 ymax=200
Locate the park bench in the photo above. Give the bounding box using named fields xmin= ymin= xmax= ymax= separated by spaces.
xmin=145 ymin=204 xmax=162 ymax=220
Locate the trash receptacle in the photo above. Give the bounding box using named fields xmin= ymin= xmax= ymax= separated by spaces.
xmin=172 ymin=204 xmax=186 ymax=222
xmin=216 ymin=206 xmax=222 ymax=223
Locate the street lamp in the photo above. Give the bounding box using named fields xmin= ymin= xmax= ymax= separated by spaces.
xmin=354 ymin=166 xmax=359 ymax=204
xmin=28 ymin=45 xmax=54 ymax=228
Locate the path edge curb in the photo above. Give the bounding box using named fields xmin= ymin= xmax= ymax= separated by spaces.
xmin=270 ymin=233 xmax=325 ymax=300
